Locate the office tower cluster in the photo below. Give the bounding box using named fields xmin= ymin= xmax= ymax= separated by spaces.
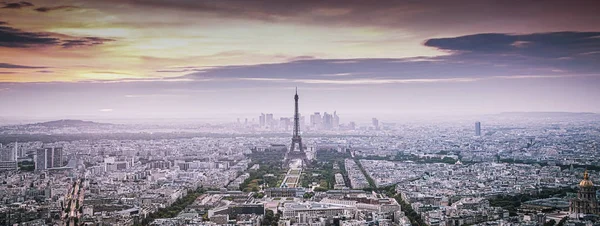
xmin=258 ymin=111 xmax=349 ymax=131
xmin=310 ymin=111 xmax=340 ymax=130
xmin=259 ymin=113 xmax=283 ymax=129
xmin=35 ymin=147 xmax=64 ymax=170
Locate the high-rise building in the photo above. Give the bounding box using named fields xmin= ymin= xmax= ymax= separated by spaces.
xmin=35 ymin=149 xmax=46 ymax=170
xmin=323 ymin=112 xmax=333 ymax=130
xmin=475 ymin=122 xmax=481 ymax=136
xmin=310 ymin=112 xmax=322 ymax=129
xmin=266 ymin=113 xmax=274 ymax=127
xmin=259 ymin=113 xmax=266 ymax=128
xmin=35 ymin=147 xmax=63 ymax=170
xmin=52 ymin=147 xmax=63 ymax=168
xmin=0 ymin=142 xmax=17 ymax=162
xmin=333 ymin=111 xmax=340 ymax=129
xmin=0 ymin=142 xmax=18 ymax=171
xmin=13 ymin=141 xmax=18 ymax=161
xmin=372 ymin=118 xmax=379 ymax=130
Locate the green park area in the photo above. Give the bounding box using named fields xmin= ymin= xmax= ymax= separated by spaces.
xmin=240 ymin=149 xmax=287 ymax=191
xmin=300 ymin=149 xmax=350 ymax=191
xmin=138 ymin=188 xmax=205 ymax=225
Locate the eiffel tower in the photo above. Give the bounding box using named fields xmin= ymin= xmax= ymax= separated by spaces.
xmin=285 ymin=88 xmax=308 ymax=166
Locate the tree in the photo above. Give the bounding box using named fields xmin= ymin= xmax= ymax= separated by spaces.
xmin=557 ymin=217 xmax=568 ymax=226
xmin=253 ymin=192 xmax=265 ymax=199
xmin=303 ymin=192 xmax=314 ymax=199
xmin=544 ymin=219 xmax=556 ymax=226
xmin=314 ymin=187 xmax=328 ymax=192
xmin=263 ymin=210 xmax=275 ymax=225
xmin=141 ymin=188 xmax=205 ymax=225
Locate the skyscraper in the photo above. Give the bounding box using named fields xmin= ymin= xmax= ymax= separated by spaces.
xmin=266 ymin=113 xmax=274 ymax=127
xmin=475 ymin=122 xmax=481 ymax=136
xmin=35 ymin=148 xmax=46 ymax=170
xmin=0 ymin=142 xmax=18 ymax=171
xmin=35 ymin=147 xmax=63 ymax=170
xmin=259 ymin=113 xmax=266 ymax=128
xmin=0 ymin=142 xmax=17 ymax=162
xmin=311 ymin=112 xmax=322 ymax=129
xmin=323 ymin=112 xmax=333 ymax=130
xmin=333 ymin=111 xmax=340 ymax=129
xmin=372 ymin=118 xmax=379 ymax=130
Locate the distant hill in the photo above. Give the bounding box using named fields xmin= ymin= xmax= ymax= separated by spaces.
xmin=498 ymin=112 xmax=598 ymax=117
xmin=30 ymin=119 xmax=112 ymax=127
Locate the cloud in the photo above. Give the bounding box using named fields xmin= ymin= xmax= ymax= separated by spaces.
xmin=99 ymin=108 xmax=113 ymax=112
xmin=2 ymin=1 xmax=34 ymax=9
xmin=0 ymin=63 xmax=48 ymax=69
xmin=0 ymin=22 xmax=59 ymax=47
xmin=156 ymin=69 xmax=206 ymax=73
xmin=0 ymin=72 xmax=16 ymax=74
xmin=288 ymin=56 xmax=317 ymax=61
xmin=424 ymin=32 xmax=600 ymax=59
xmin=0 ymin=22 xmax=115 ymax=48
xmin=92 ymin=71 xmax=134 ymax=75
xmin=36 ymin=70 xmax=53 ymax=73
xmin=35 ymin=5 xmax=79 ymax=12
xmin=170 ymin=31 xmax=600 ymax=86
xmin=62 ymin=37 xmax=115 ymax=48
xmin=422 ymin=32 xmax=600 ymax=75
xmin=175 ymin=57 xmax=525 ymax=86
xmin=98 ymin=0 xmax=600 ymax=33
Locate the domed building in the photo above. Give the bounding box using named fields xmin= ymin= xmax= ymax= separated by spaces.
xmin=570 ymin=171 xmax=599 ymax=217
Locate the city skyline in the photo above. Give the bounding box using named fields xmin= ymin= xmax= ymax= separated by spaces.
xmin=1 ymin=0 xmax=600 ymax=119
xmin=2 ymin=2 xmax=600 ymax=224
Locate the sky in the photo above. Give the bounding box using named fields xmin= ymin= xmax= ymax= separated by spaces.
xmin=1 ymin=0 xmax=600 ymax=121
